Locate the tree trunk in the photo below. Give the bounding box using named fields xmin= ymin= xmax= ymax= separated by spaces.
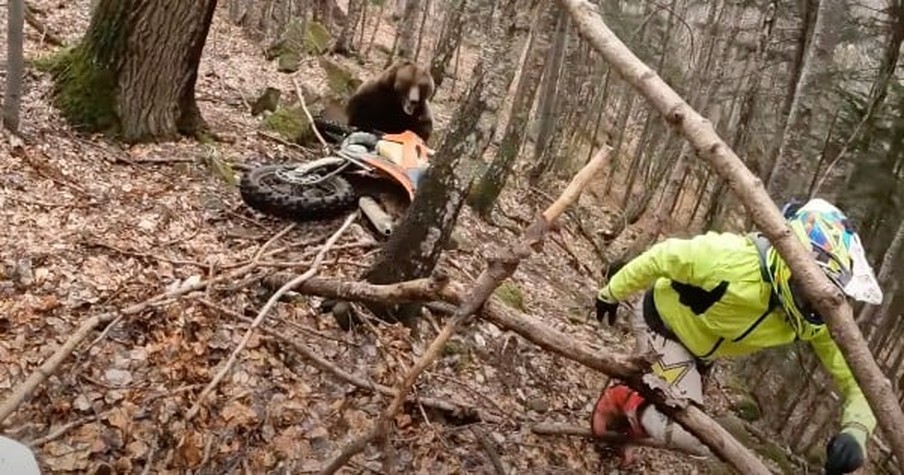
xmin=557 ymin=0 xmax=904 ymax=470
xmin=528 ymin=9 xmax=568 ymax=182
xmin=469 ymin=1 xmax=558 ymax=218
xmin=861 ymin=218 xmax=904 ymax=339
xmin=761 ymin=0 xmax=816 ymax=181
xmin=395 ymin=0 xmax=422 ymax=59
xmin=429 ymin=0 xmax=466 ymax=89
xmin=3 ymin=0 xmax=24 ymax=133
xmin=765 ymin=0 xmax=844 ymax=205
xmin=48 ymin=0 xmax=217 ymax=143
xmin=334 ymin=0 xmax=365 ymax=54
xmin=364 ymin=0 xmax=520 ymax=324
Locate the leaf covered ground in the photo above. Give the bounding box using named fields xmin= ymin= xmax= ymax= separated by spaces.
xmin=0 ymin=2 xmax=770 ymax=474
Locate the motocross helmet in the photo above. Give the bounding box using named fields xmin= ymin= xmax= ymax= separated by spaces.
xmin=766 ymin=199 xmax=883 ymax=338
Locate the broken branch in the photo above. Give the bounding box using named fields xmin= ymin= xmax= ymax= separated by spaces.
xmin=0 ymin=262 xmax=264 ymax=424
xmin=318 ymin=146 xmax=611 ymax=474
xmin=185 ymin=213 xmax=357 ymax=420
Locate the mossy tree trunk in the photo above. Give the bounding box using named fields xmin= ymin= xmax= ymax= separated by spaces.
xmin=362 ymin=65 xmax=487 ymax=324
xmin=49 ymin=0 xmax=217 ymax=143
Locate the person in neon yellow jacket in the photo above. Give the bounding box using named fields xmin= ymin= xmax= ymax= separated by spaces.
xmin=592 ymin=199 xmax=884 ymax=475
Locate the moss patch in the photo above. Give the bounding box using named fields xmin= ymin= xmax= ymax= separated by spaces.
xmin=44 ymin=44 xmax=119 ymax=133
xmin=262 ymin=106 xmax=314 ymax=144
xmin=252 ymin=87 xmax=282 ymax=116
xmin=731 ymin=395 xmax=762 ymax=422
xmin=319 ymin=57 xmax=362 ymax=98
xmin=494 ymin=282 xmax=526 ymax=311
xmin=304 ymin=21 xmax=331 ymax=55
xmin=266 ymin=20 xmax=332 ymax=73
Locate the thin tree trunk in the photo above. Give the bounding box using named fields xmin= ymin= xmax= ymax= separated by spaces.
xmin=469 ymin=1 xmax=558 ymax=218
xmin=413 ymin=0 xmax=431 ymax=61
xmin=527 ymin=9 xmax=568 ymax=182
xmin=429 ymin=0 xmax=466 ymax=89
xmin=395 ymin=0 xmax=421 ymax=59
xmin=765 ymin=0 xmax=844 ymax=204
xmin=334 ymin=0 xmax=365 ymax=54
xmin=761 ymin=0 xmax=816 ymax=181
xmin=3 ymin=0 xmax=24 ymax=133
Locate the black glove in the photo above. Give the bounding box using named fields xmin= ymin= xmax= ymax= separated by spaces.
xmin=595 ymin=297 xmax=619 ymax=325
xmin=825 ymin=432 xmax=864 ymax=475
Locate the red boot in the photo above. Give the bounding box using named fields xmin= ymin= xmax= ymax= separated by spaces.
xmin=590 ymin=383 xmax=648 ymax=466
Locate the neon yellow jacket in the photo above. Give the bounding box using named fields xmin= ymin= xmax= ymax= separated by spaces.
xmin=598 ymin=232 xmax=875 ymax=441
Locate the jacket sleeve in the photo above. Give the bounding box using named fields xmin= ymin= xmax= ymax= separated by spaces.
xmin=599 ymin=234 xmax=708 ymax=302
xmin=810 ymin=331 xmax=876 ymax=440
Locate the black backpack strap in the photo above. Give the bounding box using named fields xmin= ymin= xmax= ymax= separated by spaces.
xmin=748 ymin=232 xmax=781 ymax=311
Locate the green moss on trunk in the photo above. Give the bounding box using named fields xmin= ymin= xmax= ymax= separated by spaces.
xmin=45 ymin=0 xmax=131 ymax=134
xmin=46 ymin=44 xmax=119 ymax=132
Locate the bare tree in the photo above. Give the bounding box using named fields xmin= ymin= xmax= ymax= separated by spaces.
xmin=3 ymin=0 xmax=25 ymax=133
xmin=395 ymin=0 xmax=422 ymax=59
xmin=47 ymin=0 xmax=218 ymax=143
xmin=429 ymin=0 xmax=466 ymax=88
xmin=334 ymin=0 xmax=365 ymax=54
xmin=766 ymin=0 xmax=845 ymax=204
xmin=469 ymin=2 xmax=559 ymax=218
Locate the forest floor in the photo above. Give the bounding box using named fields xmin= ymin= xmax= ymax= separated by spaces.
xmin=0 ymin=2 xmax=779 ymax=474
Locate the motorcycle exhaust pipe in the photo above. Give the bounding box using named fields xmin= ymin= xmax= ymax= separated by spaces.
xmin=359 ymin=197 xmax=394 ymax=236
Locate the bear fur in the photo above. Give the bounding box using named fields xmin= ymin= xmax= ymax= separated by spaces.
xmin=345 ymin=59 xmax=434 ymax=142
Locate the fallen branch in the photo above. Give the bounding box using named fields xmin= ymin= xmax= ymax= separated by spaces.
xmin=24 ymin=2 xmax=63 ymax=46
xmin=557 ymin=0 xmax=903 ymax=471
xmin=185 ymin=213 xmax=357 ymax=420
xmin=26 ymin=416 xmax=98 ymax=447
xmin=0 ymin=262 xmax=263 ymax=424
xmin=317 ymin=146 xmax=612 ymax=474
xmin=265 ymin=272 xmax=451 ymax=303
xmin=291 ymin=76 xmax=330 ymax=153
xmin=195 ymin=298 xmax=498 ymax=424
xmin=531 ymin=422 xmax=700 ymax=455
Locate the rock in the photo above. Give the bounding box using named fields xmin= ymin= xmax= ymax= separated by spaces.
xmin=266 ymin=20 xmax=332 ymax=73
xmin=262 ymin=106 xmax=314 ymax=144
xmin=277 ymin=52 xmax=301 ymax=73
xmin=493 ymin=282 xmax=526 ymax=311
xmin=526 ymin=398 xmax=549 ymax=413
xmin=251 ymin=87 xmax=282 ymax=116
xmin=318 ymin=57 xmax=362 ymax=98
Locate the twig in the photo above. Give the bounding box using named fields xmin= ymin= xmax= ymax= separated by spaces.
xmin=26 ymin=416 xmax=97 ymax=447
xmin=198 ymin=297 xmax=497 ymax=422
xmin=291 ymin=76 xmax=330 ymax=153
xmin=256 ymin=130 xmax=309 ymax=152
xmin=185 ymin=213 xmax=357 ymax=420
xmin=0 ymin=262 xmax=263 ymax=423
xmin=24 ymin=2 xmax=63 ymax=46
xmin=252 ymin=223 xmax=296 ymax=261
xmin=318 ymin=146 xmax=611 ymax=475
xmin=472 ymin=427 xmax=506 ymax=475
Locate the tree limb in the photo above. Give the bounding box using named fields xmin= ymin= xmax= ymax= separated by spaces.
xmin=531 ymin=422 xmax=702 ymax=456
xmin=317 ymin=146 xmax=612 ymax=474
xmin=556 ymin=0 xmax=904 ymax=471
xmin=185 ymin=213 xmax=357 ymax=421
xmin=0 ymin=262 xmax=264 ymax=424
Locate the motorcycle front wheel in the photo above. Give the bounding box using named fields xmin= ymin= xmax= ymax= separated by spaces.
xmin=240 ymin=163 xmax=356 ymax=221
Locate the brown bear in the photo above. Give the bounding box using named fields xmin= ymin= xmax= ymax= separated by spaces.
xmin=345 ymin=59 xmax=435 ymax=142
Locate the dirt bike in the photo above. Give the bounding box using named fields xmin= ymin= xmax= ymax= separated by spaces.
xmin=240 ymin=120 xmax=432 ymax=236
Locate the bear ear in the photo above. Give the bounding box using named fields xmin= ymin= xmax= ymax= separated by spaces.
xmin=376 ymin=60 xmax=404 ymax=87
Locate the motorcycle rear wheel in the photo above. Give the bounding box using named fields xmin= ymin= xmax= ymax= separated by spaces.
xmin=240 ymin=163 xmax=356 ymax=220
